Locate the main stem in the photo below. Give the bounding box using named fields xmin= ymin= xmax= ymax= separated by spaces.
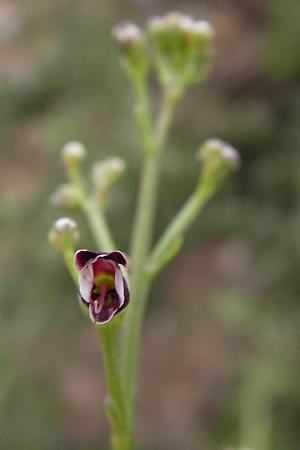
xmin=83 ymin=205 xmax=132 ymax=448
xmin=96 ymin=326 xmax=132 ymax=450
xmin=121 ymin=88 xmax=178 ymax=429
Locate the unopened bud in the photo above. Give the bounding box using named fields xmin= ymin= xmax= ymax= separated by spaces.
xmin=49 ymin=183 xmax=82 ymax=211
xmin=198 ymin=138 xmax=240 ymax=170
xmin=196 ymin=138 xmax=240 ymax=195
xmin=113 ymin=22 xmax=142 ymax=48
xmin=180 ymin=18 xmax=215 ymax=40
xmin=61 ymin=141 xmax=87 ymax=168
xmin=48 ymin=217 xmax=80 ymax=252
xmin=112 ymin=22 xmax=148 ymax=79
xmin=92 ymin=157 xmax=126 ymax=194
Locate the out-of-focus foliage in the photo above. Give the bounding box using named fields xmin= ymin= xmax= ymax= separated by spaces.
xmin=0 ymin=1 xmax=299 ymax=449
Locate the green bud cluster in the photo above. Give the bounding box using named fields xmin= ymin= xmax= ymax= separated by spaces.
xmin=112 ymin=12 xmax=214 ymax=98
xmin=148 ymin=12 xmax=215 ymax=96
xmin=50 ymin=140 xmax=126 ymax=213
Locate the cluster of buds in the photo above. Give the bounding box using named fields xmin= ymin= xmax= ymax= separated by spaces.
xmin=113 ymin=12 xmax=214 ymax=98
xmin=50 ymin=141 xmax=126 ymax=211
xmin=148 ymin=12 xmax=215 ymax=96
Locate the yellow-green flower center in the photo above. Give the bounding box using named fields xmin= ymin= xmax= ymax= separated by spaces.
xmin=92 ymin=273 xmax=116 ymax=314
xmin=93 ymin=272 xmax=114 ymax=293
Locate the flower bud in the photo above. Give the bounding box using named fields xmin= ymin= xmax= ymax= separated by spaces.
xmin=49 ymin=183 xmax=82 ymax=211
xmin=91 ymin=157 xmax=126 ymax=195
xmin=61 ymin=141 xmax=87 ymax=168
xmin=197 ymin=138 xmax=240 ymax=170
xmin=112 ymin=22 xmax=148 ymax=80
xmin=48 ymin=217 xmax=80 ymax=252
xmin=148 ymin=12 xmax=214 ymax=93
xmin=197 ymin=138 xmax=240 ymax=194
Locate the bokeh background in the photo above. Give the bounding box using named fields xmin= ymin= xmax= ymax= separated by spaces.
xmin=1 ymin=0 xmax=300 ymax=449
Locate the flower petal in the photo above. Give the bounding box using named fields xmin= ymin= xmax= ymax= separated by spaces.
xmin=102 ymin=251 xmax=128 ymax=267
xmin=89 ymin=302 xmax=119 ymax=324
xmin=115 ymin=277 xmax=130 ymax=315
xmin=78 ymin=263 xmax=94 ymax=303
xmin=103 ymin=260 xmax=124 ymax=307
xmin=74 ymin=249 xmax=101 ymax=270
xmin=93 ymin=256 xmax=115 ymax=277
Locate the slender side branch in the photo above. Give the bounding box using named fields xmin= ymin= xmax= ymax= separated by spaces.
xmin=67 ymin=163 xmax=117 ymax=252
xmin=147 ymin=184 xmax=212 ymax=276
xmin=82 ymin=198 xmax=116 ymax=252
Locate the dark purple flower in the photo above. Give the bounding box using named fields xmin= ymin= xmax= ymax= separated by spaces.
xmin=74 ymin=249 xmax=129 ymax=324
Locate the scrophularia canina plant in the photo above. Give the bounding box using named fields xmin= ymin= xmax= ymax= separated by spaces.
xmin=48 ymin=11 xmax=240 ymax=450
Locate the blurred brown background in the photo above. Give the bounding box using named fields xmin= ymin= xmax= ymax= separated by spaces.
xmin=1 ymin=0 xmax=300 ymax=449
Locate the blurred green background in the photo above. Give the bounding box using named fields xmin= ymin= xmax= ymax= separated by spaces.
xmin=1 ymin=0 xmax=300 ymax=449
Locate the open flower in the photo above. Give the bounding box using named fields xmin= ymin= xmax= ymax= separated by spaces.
xmin=74 ymin=249 xmax=129 ymax=324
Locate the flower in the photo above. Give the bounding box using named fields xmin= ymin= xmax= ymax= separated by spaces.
xmin=74 ymin=249 xmax=129 ymax=324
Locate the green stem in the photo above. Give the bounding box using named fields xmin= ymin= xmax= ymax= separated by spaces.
xmin=67 ymin=164 xmax=116 ymax=252
xmin=132 ymin=77 xmax=154 ymax=155
xmin=111 ymin=431 xmax=132 ymax=450
xmin=96 ymin=327 xmax=124 ymax=423
xmin=147 ymin=184 xmax=212 ymax=275
xmin=120 ymin=89 xmax=178 ymax=428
